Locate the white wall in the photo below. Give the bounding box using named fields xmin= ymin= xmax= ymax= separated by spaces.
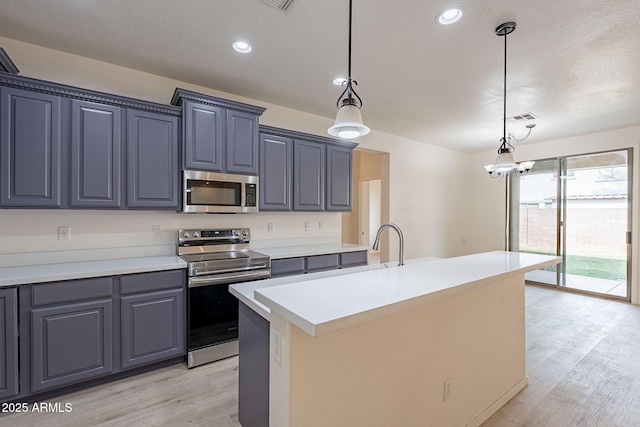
xmin=468 ymin=126 xmax=640 ymax=303
xmin=0 ymin=37 xmax=470 ymax=263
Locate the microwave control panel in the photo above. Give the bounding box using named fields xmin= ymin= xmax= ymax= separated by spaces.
xmin=245 ymin=184 xmax=257 ymax=207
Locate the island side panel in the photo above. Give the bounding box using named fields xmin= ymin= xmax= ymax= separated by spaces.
xmin=269 ymin=275 xmax=526 ymax=427
xmin=238 ymin=302 xmax=270 ymax=427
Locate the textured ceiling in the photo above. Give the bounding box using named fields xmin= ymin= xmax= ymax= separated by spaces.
xmin=0 ymin=0 xmax=638 ymax=153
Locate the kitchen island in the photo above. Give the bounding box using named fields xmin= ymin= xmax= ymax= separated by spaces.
xmin=231 ymin=251 xmax=560 ymax=427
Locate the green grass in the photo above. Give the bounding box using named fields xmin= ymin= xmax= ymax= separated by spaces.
xmin=523 ymin=251 xmax=626 ymax=281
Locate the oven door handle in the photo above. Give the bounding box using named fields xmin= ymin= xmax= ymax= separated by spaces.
xmin=192 ymin=263 xmax=270 ymax=276
xmin=188 ymin=269 xmax=271 ymax=288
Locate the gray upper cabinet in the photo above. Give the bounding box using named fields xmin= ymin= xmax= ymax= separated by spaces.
xmin=226 ymin=110 xmax=260 ymax=174
xmin=71 ymin=100 xmax=123 ymax=208
xmin=172 ymin=89 xmax=265 ymax=174
xmin=294 ymin=139 xmax=326 ymax=211
xmin=183 ymin=101 xmax=224 ymax=171
xmin=259 ymin=133 xmax=293 ymax=211
xmin=259 ymin=125 xmax=357 ymax=212
xmin=0 ymin=87 xmax=65 ymax=208
xmin=126 ymin=109 xmax=179 ymax=209
xmin=326 ymin=144 xmax=353 ymax=211
xmin=0 ymin=288 xmax=18 ymax=400
xmin=0 ymin=74 xmax=182 ymax=211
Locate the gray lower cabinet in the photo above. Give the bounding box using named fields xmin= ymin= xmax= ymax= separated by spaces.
xmin=270 ymin=250 xmax=368 ymax=278
xmin=306 ymin=254 xmax=340 ymax=273
xmin=27 ymin=277 xmax=114 ymax=393
xmin=0 ymin=288 xmax=18 ymax=400
xmin=259 ymin=133 xmax=293 ymax=211
xmin=126 ymin=109 xmax=180 ymax=209
xmin=11 ymin=269 xmax=186 ymax=401
xmin=293 ymin=139 xmax=325 ymax=211
xmin=0 ymin=87 xmax=66 ymax=208
xmin=120 ymin=270 xmax=186 ymax=369
xmin=71 ymin=100 xmax=123 ymax=208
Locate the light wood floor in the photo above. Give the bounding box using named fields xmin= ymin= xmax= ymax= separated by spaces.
xmin=3 ymin=285 xmax=640 ymax=426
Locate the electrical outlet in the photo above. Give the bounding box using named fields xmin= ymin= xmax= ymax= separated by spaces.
xmin=153 ymin=225 xmax=162 ymax=237
xmin=443 ymin=377 xmax=452 ymax=401
xmin=305 ymin=221 xmax=311 ymax=232
xmin=272 ymin=328 xmax=282 ymax=365
xmin=319 ymin=221 xmax=323 ymax=231
xmin=58 ymin=226 xmax=70 ymax=241
xmin=268 ymin=223 xmax=274 ymax=233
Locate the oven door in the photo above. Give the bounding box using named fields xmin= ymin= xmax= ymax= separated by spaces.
xmin=186 ymin=269 xmax=270 ymax=367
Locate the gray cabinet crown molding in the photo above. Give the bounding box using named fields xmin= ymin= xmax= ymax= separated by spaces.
xmin=171 ymin=88 xmax=266 ymax=116
xmin=0 ymin=48 xmax=19 ymax=74
xmin=0 ymin=74 xmax=181 ymax=116
xmin=259 ymin=124 xmax=358 ymax=149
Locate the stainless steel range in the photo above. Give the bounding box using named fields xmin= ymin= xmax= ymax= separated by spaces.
xmin=178 ymin=228 xmax=270 ymax=368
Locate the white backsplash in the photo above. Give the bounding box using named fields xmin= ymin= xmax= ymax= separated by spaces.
xmin=0 ymin=209 xmax=342 ymax=267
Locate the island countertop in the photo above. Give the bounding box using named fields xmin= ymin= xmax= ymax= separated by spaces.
xmin=254 ymin=251 xmax=561 ymax=337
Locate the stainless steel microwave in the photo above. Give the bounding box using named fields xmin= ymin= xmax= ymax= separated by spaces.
xmin=182 ymin=170 xmax=258 ymax=213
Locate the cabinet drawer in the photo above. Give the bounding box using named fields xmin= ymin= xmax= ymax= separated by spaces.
xmin=271 ymin=258 xmax=305 ymax=277
xmin=120 ymin=270 xmax=186 ymax=295
xmin=31 ymin=277 xmax=113 ymax=306
xmin=340 ymin=251 xmax=368 ymax=268
xmin=306 ymin=254 xmax=339 ymax=272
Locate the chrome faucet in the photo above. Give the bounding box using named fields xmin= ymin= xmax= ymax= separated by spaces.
xmin=372 ymin=223 xmax=404 ymax=266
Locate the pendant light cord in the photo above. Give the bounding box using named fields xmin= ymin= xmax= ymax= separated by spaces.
xmin=347 ymin=0 xmax=353 ymax=100
xmin=502 ymin=29 xmax=508 ymax=146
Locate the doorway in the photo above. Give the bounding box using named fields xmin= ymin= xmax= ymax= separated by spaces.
xmin=342 ymin=149 xmax=389 ymax=264
xmin=510 ymin=149 xmax=632 ymax=300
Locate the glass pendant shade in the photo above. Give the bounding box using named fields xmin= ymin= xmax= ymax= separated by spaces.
xmin=494 ymin=151 xmax=517 ymax=172
xmin=328 ymin=103 xmax=370 ymax=139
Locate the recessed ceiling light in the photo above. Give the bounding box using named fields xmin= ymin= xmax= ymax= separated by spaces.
xmin=232 ymin=41 xmax=252 ymax=53
xmin=333 ymin=77 xmax=347 ymax=86
xmin=437 ymin=7 xmax=463 ymax=25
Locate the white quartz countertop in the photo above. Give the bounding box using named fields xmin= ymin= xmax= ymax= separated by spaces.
xmin=254 ymin=251 xmax=561 ymax=337
xmin=0 ymin=256 xmax=187 ymax=287
xmin=255 ymin=243 xmax=369 ymax=259
xmin=230 ymin=256 xmax=440 ymax=320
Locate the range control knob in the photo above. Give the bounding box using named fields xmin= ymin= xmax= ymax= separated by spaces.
xmin=182 ymin=231 xmax=190 ymax=239
xmin=241 ymin=230 xmax=248 ymax=237
xmin=233 ymin=230 xmax=240 ymax=237
xmin=193 ymin=231 xmax=200 ymax=238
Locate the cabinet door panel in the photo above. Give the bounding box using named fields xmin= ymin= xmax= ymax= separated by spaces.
xmin=71 ymin=100 xmax=122 ymax=207
xmin=0 ymin=288 xmax=18 ymax=400
xmin=259 ymin=134 xmax=292 ymax=211
xmin=326 ymin=145 xmax=353 ymax=211
xmin=293 ymin=140 xmax=325 ymax=211
xmin=226 ymin=110 xmax=259 ymax=175
xmin=183 ymin=101 xmax=223 ymax=171
xmin=306 ymin=254 xmax=340 ymax=272
xmin=270 ymin=258 xmax=306 ymax=278
xmin=31 ymin=300 xmax=113 ymax=393
xmin=121 ymin=289 xmax=185 ymax=369
xmin=0 ymin=87 xmax=63 ymax=207
xmin=127 ymin=110 xmax=179 ymax=208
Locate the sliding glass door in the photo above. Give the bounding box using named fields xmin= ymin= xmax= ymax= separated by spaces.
xmin=510 ymin=149 xmax=632 ymax=300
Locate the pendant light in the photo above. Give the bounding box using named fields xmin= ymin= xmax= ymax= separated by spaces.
xmin=484 ymin=22 xmax=535 ymax=178
xmin=328 ymin=0 xmax=370 ymax=139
